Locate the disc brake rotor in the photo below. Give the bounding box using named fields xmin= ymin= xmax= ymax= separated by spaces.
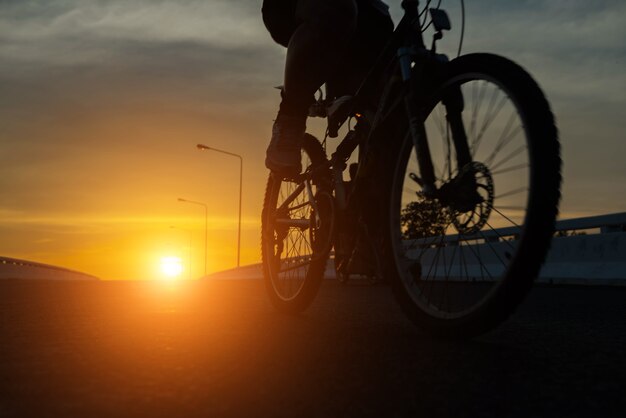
xmin=450 ymin=162 xmax=494 ymax=235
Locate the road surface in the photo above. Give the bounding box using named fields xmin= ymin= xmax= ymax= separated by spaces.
xmin=0 ymin=279 xmax=624 ymax=417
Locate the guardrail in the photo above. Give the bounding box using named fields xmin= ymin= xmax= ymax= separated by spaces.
xmin=406 ymin=212 xmax=626 ymax=246
xmin=209 ymin=213 xmax=626 ymax=285
xmin=0 ymin=256 xmax=99 ymax=281
xmin=540 ymin=212 xmax=626 ymax=284
xmin=403 ymin=212 xmax=626 ymax=285
xmin=554 ymin=212 xmax=626 ymax=234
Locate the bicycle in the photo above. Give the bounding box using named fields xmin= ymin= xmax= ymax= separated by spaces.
xmin=261 ymin=0 xmax=561 ymax=339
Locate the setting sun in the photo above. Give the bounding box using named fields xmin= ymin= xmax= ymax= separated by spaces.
xmin=160 ymin=256 xmax=183 ymax=279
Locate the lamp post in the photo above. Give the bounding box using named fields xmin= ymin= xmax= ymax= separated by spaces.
xmin=177 ymin=198 xmax=208 ymax=276
xmin=196 ymin=143 xmax=243 ymax=268
xmin=170 ymin=226 xmax=192 ymax=280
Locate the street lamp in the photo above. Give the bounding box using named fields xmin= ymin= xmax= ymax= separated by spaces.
xmin=196 ymin=143 xmax=243 ymax=268
xmin=177 ymin=198 xmax=208 ymax=276
xmin=170 ymin=226 xmax=192 ymax=280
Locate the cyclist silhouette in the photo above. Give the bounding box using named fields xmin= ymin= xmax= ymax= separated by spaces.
xmin=261 ymin=0 xmax=562 ymax=338
xmin=262 ymin=0 xmax=393 ymax=175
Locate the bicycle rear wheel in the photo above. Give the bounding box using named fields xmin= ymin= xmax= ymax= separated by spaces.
xmin=261 ymin=134 xmax=333 ymax=313
xmin=384 ymin=53 xmax=561 ymax=339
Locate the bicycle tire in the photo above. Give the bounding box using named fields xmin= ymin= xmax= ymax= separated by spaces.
xmin=261 ymin=133 xmax=332 ymax=313
xmin=383 ymin=53 xmax=561 ymax=339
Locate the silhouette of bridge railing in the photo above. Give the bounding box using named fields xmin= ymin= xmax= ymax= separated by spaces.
xmin=402 ymin=212 xmax=626 ymax=285
xmin=209 ymin=213 xmax=625 ymax=285
xmin=0 ymin=256 xmax=99 ymax=281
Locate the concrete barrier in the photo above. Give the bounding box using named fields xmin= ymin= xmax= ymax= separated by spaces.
xmin=540 ymin=232 xmax=626 ymax=285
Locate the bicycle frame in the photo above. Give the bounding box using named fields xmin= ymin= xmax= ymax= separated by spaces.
xmin=285 ymin=0 xmax=475 ymax=258
xmin=298 ymin=1 xmax=438 ymax=206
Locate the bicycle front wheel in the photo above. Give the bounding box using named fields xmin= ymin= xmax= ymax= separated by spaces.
xmin=261 ymin=134 xmax=333 ymax=313
xmin=384 ymin=53 xmax=561 ymax=339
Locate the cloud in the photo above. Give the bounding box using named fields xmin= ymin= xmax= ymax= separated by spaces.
xmin=1 ymin=0 xmax=267 ymax=56
xmin=400 ymin=1 xmax=626 ymax=103
xmin=0 ymin=0 xmax=281 ymax=81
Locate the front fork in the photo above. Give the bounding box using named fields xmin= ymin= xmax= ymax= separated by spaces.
xmin=398 ymin=49 xmax=472 ymax=196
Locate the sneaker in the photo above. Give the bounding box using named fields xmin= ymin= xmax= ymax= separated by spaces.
xmin=265 ymin=113 xmax=305 ymax=176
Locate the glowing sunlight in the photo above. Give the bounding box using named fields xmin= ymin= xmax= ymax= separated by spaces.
xmin=160 ymin=256 xmax=183 ymax=279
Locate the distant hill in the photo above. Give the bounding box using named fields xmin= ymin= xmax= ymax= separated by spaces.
xmin=0 ymin=257 xmax=99 ymax=281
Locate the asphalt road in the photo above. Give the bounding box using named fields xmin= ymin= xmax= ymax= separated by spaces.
xmin=0 ymin=279 xmax=624 ymax=418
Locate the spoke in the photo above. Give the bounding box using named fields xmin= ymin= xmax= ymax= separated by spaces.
xmin=490 ymin=144 xmax=527 ymax=171
xmin=287 ymin=200 xmax=313 ymax=212
xmin=472 ymin=91 xmax=508 ymax=157
xmin=490 ymin=163 xmax=529 ymax=176
xmin=424 ymin=231 xmax=449 ymax=301
xmin=485 ymin=221 xmax=516 ymax=250
xmin=433 ymin=103 xmax=446 ymax=139
xmin=481 ymin=109 xmax=516 ymax=161
xmin=286 ymin=232 xmax=297 ymax=260
xmin=295 ymin=228 xmax=309 ymax=258
xmin=287 ymin=229 xmax=310 ymax=258
xmin=484 ymin=120 xmax=522 ymax=166
xmin=488 ymin=204 xmax=524 ymax=229
xmin=421 ymin=235 xmax=446 ymax=282
xmin=495 ymin=186 xmax=527 ymax=200
xmin=477 ymin=230 xmax=507 ymax=268
xmin=430 ymin=102 xmax=451 ymax=181
xmin=406 ymin=220 xmax=453 ymax=262
xmin=405 ymin=225 xmax=447 ymax=258
xmin=468 ymin=82 xmax=479 ymax=144
xmin=438 ymin=241 xmax=459 ymax=310
xmin=275 ymin=218 xmax=310 ymax=229
xmin=463 ymin=238 xmax=493 ymax=281
xmin=492 ymin=205 xmax=526 ymax=211
xmin=279 ymin=234 xmax=310 ymax=283
xmin=442 ymin=120 xmax=452 ymax=181
xmin=472 ymin=81 xmax=488 ymax=145
xmin=277 ymin=183 xmax=305 ymax=212
xmin=278 ymin=231 xmax=316 ymax=275
xmin=424 ymin=242 xmax=443 ymax=300
xmin=458 ymin=240 xmax=465 ymax=283
xmin=279 ymin=258 xmax=313 ymax=274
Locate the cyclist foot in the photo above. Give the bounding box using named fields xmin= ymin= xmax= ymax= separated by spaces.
xmin=265 ymin=113 xmax=305 ymax=176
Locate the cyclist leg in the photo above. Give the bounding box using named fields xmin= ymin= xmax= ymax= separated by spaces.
xmin=282 ymin=0 xmax=358 ymax=115
xmin=326 ymin=0 xmax=394 ymax=101
xmin=263 ymin=0 xmax=358 ymax=174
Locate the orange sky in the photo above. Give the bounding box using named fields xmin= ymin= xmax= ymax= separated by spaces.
xmin=0 ymin=100 xmax=272 ymax=279
xmin=1 ymin=1 xmax=624 ymax=279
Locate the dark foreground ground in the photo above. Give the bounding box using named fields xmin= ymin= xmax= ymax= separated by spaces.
xmin=0 ymin=279 xmax=624 ymax=418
